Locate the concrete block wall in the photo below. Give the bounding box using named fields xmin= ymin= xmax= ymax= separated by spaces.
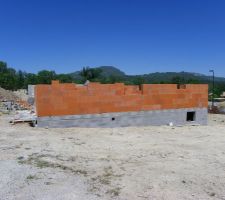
xmin=37 ymin=108 xmax=208 ymax=128
xmin=35 ymin=81 xmax=208 ymax=117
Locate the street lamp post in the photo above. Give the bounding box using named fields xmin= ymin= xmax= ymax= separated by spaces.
xmin=209 ymin=69 xmax=215 ymax=108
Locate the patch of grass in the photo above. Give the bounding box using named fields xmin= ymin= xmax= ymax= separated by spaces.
xmin=44 ymin=181 xmax=53 ymax=185
xmin=99 ymin=176 xmax=111 ymax=185
xmin=26 ymin=174 xmax=38 ymax=180
xmin=99 ymin=166 xmax=114 ymax=185
xmin=73 ymin=169 xmax=88 ymax=175
xmin=18 ymin=159 xmax=27 ymax=165
xmin=18 ymin=154 xmax=88 ymax=176
xmin=106 ymin=187 xmax=121 ymax=197
xmin=73 ymin=141 xmax=86 ymax=145
xmin=91 ymin=166 xmax=114 ymax=185
xmin=36 ymin=160 xmax=52 ymax=168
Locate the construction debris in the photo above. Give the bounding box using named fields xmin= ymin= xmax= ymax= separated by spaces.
xmin=0 ymin=86 xmax=36 ymax=125
xmin=0 ymin=87 xmax=19 ymax=101
xmin=217 ymin=102 xmax=225 ymax=114
xmin=11 ymin=110 xmax=36 ymax=125
xmin=13 ymin=89 xmax=28 ymax=101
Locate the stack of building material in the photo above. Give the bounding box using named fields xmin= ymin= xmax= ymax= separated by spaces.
xmin=11 ymin=110 xmax=36 ymax=124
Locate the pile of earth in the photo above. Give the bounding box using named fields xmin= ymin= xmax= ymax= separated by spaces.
xmin=217 ymin=101 xmax=225 ymax=113
xmin=0 ymin=87 xmax=19 ymax=101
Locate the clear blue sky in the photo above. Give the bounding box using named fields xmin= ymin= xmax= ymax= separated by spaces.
xmin=0 ymin=0 xmax=225 ymax=76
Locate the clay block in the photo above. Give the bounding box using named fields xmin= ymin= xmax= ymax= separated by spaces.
xmin=35 ymin=81 xmax=208 ymax=117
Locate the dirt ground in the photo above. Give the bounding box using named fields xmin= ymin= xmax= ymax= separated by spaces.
xmin=1 ymin=114 xmax=225 ymax=200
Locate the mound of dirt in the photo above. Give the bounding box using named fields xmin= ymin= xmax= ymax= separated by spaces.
xmin=218 ymin=101 xmax=225 ymax=108
xmin=0 ymin=87 xmax=19 ymax=101
xmin=216 ymin=101 xmax=225 ymax=114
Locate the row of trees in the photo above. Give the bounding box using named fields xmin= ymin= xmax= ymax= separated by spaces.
xmin=0 ymin=61 xmax=74 ymax=90
xmin=1 ymin=61 xmax=225 ymax=97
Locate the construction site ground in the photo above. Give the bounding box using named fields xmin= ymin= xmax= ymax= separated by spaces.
xmin=1 ymin=113 xmax=225 ymax=200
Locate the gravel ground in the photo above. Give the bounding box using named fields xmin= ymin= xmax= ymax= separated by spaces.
xmin=1 ymin=114 xmax=225 ymax=200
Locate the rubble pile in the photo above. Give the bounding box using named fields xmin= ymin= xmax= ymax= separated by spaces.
xmin=0 ymin=87 xmax=32 ymax=110
xmin=0 ymin=86 xmax=36 ymax=124
xmin=217 ymin=102 xmax=225 ymax=114
xmin=13 ymin=89 xmax=28 ymax=101
xmin=0 ymin=87 xmax=19 ymax=101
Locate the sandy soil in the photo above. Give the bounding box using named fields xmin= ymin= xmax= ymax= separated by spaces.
xmin=1 ymin=114 xmax=225 ymax=200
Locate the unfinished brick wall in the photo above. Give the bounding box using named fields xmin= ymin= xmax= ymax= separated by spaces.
xmin=35 ymin=80 xmax=208 ymax=117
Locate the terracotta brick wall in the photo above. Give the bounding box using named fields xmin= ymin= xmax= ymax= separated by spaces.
xmin=35 ymin=81 xmax=208 ymax=117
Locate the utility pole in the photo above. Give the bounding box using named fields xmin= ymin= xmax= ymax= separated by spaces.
xmin=209 ymin=69 xmax=215 ymax=107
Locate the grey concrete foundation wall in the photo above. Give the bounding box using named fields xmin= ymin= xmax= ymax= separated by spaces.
xmin=36 ymin=108 xmax=207 ymax=128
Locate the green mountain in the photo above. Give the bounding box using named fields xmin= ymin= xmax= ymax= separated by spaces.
xmin=70 ymin=66 xmax=125 ymax=80
xmin=98 ymin=66 xmax=125 ymax=77
xmin=70 ymin=66 xmax=225 ymax=84
xmin=127 ymin=71 xmax=225 ymax=84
